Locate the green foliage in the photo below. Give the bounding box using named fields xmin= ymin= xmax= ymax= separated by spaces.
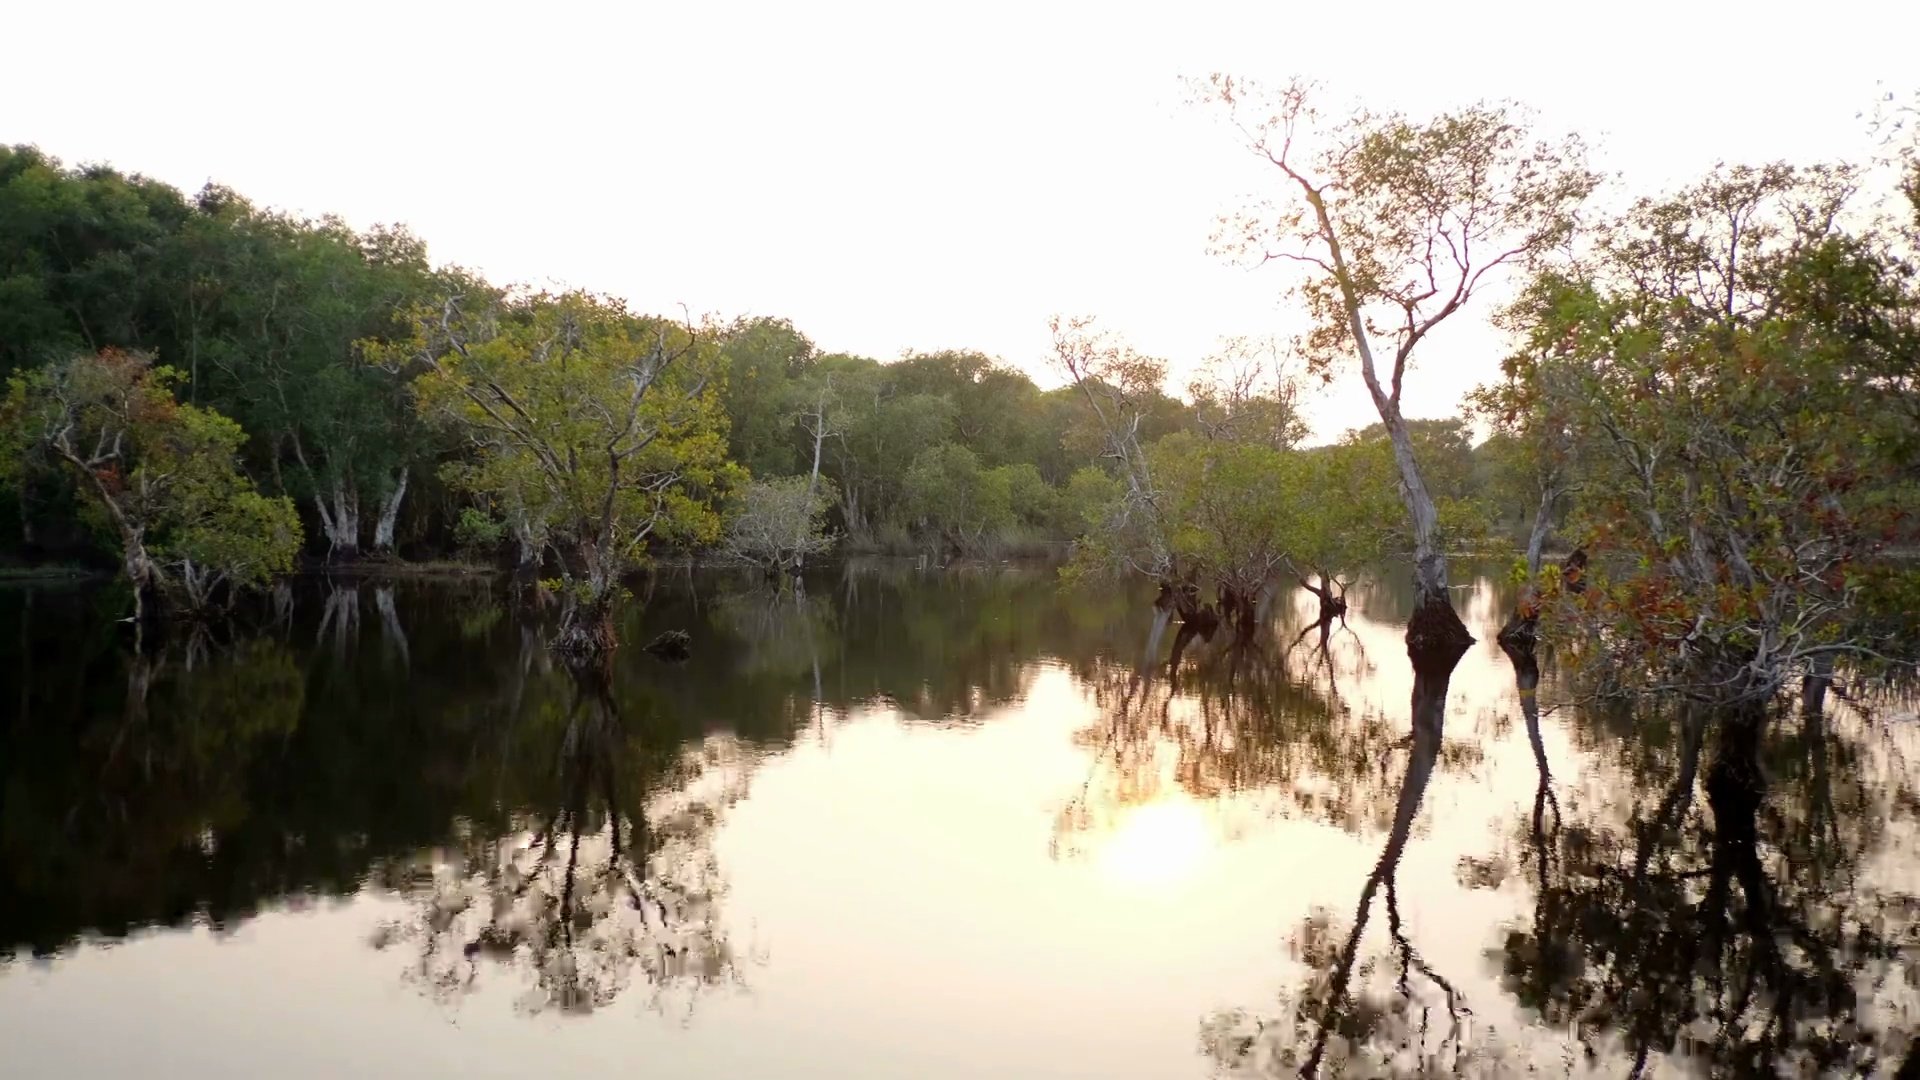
xmin=2 ymin=350 xmax=301 ymax=608
xmin=394 ymin=291 xmax=737 ymax=613
xmin=453 ymin=507 xmax=507 ymax=555
xmin=0 ymin=145 xmax=190 ymax=375
xmin=0 ymin=146 xmax=439 ymax=558
xmin=1507 ymin=163 xmax=1920 ymax=700
xmin=990 ymin=463 xmax=1056 ymax=530
xmin=1150 ymin=433 xmax=1299 ymax=594
xmin=1061 ymin=466 xmax=1121 ymax=534
xmin=717 ymin=316 xmax=815 ymax=478
xmin=902 ymin=443 xmax=1012 ymax=549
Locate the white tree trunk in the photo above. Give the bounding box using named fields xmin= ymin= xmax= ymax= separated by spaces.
xmin=372 ymin=469 xmax=408 ymax=553
xmin=1523 ymin=486 xmax=1558 ymax=578
xmin=795 ymin=400 xmax=828 ymax=573
xmin=1377 ymin=414 xmax=1448 ymax=607
xmin=512 ymin=518 xmax=540 ymax=572
xmin=317 ymin=482 xmax=361 ymax=559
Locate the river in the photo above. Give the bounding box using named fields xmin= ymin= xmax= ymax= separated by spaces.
xmin=2 ymin=560 xmax=1915 ymax=1076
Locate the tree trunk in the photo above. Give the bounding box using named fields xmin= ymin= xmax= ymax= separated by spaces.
xmin=796 ymin=395 xmax=827 ymax=573
xmin=372 ymin=469 xmax=409 ymax=554
xmin=1306 ymin=178 xmax=1471 ymax=669
xmin=1298 ymin=571 xmax=1348 ymax=624
xmin=51 ymin=440 xmax=163 ymax=621
xmin=1142 ymin=587 xmax=1177 ymax=673
xmin=316 ymin=482 xmax=362 ymax=561
xmin=122 ymin=531 xmax=161 ymax=626
xmin=512 ymin=518 xmax=542 ymax=574
xmin=554 ymin=593 xmax=618 ymax=659
xmin=1497 ymin=486 xmax=1562 ymax=655
xmin=553 ymin=543 xmax=620 ymax=660
xmin=1397 ymin=419 xmax=1472 ymax=673
xmin=175 ymin=558 xmax=225 ymax=613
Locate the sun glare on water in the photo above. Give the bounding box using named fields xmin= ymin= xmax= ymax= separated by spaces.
xmin=1095 ymin=799 xmax=1216 ymax=891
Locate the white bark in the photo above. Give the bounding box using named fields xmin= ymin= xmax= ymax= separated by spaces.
xmin=317 ymin=481 xmax=362 ymax=559
xmin=1293 ymin=181 xmax=1454 ymax=610
xmin=373 ymin=469 xmax=409 ymax=553
xmin=796 ymin=393 xmax=829 ymax=571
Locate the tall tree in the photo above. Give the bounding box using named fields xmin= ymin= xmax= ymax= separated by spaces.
xmin=1200 ymin=76 xmax=1596 ymax=666
xmin=0 ymin=146 xmax=189 ymax=375
xmin=1048 ymin=315 xmax=1176 ymax=582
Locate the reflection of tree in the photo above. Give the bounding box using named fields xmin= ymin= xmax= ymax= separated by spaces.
xmin=8 ymin=565 xmax=1108 ymax=966
xmin=710 ymin=590 xmax=837 ymax=728
xmin=1 ymin=623 xmax=303 ymax=957
xmin=1488 ymin=690 xmax=1920 ymax=1074
xmin=1200 ymin=663 xmax=1509 ymax=1077
xmin=371 ymin=667 xmax=750 ymax=1017
xmin=628 ymin=563 xmax=1141 ymax=736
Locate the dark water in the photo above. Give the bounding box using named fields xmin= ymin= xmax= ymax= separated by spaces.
xmin=2 ymin=562 xmax=1915 ymax=1078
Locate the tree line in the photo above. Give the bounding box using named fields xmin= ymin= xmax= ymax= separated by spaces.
xmin=5 ymin=72 xmax=1918 ymax=690
xmin=0 ymin=141 xmax=1482 ymax=645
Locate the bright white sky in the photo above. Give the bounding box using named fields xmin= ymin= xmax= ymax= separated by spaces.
xmin=7 ymin=0 xmax=1916 ymax=440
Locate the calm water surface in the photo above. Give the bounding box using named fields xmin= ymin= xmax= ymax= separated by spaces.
xmin=2 ymin=562 xmax=1916 ymax=1077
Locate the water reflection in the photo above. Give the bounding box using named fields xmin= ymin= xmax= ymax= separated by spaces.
xmin=0 ymin=564 xmax=1140 ymax=966
xmin=368 ymin=666 xmax=749 ymax=1016
xmin=1490 ymin=693 xmax=1920 ymax=1075
xmin=1198 ymin=611 xmax=1504 ymax=1075
xmin=2 ymin=561 xmax=1916 ymax=1078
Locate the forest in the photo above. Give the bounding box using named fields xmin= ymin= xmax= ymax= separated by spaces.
xmin=3 ymin=78 xmax=1919 ymax=693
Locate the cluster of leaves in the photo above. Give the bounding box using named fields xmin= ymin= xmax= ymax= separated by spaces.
xmin=1062 ymin=370 xmax=1472 ymax=601
xmin=385 ymin=291 xmax=737 ymax=615
xmin=0 ymin=146 xmax=441 ymax=558
xmin=1486 ymin=163 xmax=1920 ymax=701
xmin=1 ymin=350 xmax=301 ymax=608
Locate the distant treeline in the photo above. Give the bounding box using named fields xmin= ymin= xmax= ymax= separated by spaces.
xmin=0 ymin=144 xmax=1525 ymax=574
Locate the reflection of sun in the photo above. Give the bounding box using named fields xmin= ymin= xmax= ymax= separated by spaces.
xmin=1096 ymin=799 xmax=1214 ymax=890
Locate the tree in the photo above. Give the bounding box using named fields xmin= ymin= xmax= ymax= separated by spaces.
xmin=725 ymin=475 xmax=836 ymax=581
xmin=788 ymin=367 xmax=846 ymax=567
xmin=1282 ymin=439 xmax=1404 ymax=614
xmin=1511 ymin=163 xmax=1920 ymax=704
xmin=185 ymin=203 xmax=436 ymax=558
xmin=822 ymin=361 xmax=955 ymax=541
xmin=1186 ymin=336 xmax=1309 ymax=451
xmin=0 ymin=146 xmax=190 ymax=376
xmin=386 ymin=291 xmax=735 ymax=658
xmin=901 ymin=443 xmax=1012 ymax=553
xmin=1 ymin=350 xmax=301 ymax=619
xmin=1201 ymin=76 xmax=1597 ymax=667
xmin=716 ymin=315 xmax=814 ymax=478
xmin=1470 ymin=288 xmax=1593 ymax=649
xmin=1048 ymin=316 xmax=1176 ymax=581
xmin=1150 ymin=432 xmax=1299 ymax=623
